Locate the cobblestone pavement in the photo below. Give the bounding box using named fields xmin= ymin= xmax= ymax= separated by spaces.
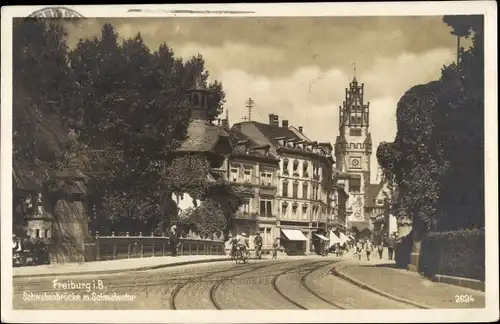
xmin=13 ymin=256 xmax=474 ymax=310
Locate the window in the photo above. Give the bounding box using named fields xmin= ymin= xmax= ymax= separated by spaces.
xmin=44 ymin=229 xmax=49 ymax=238
xmin=377 ymin=199 xmax=385 ymax=205
xmin=261 ymin=228 xmax=272 ymax=246
xmin=242 ymin=198 xmax=251 ymax=213
xmin=260 ymin=171 xmax=272 ymax=186
xmin=283 ymin=159 xmax=289 ymax=175
xmin=350 ymin=178 xmax=361 ymax=192
xmin=292 ymin=203 xmax=298 ymax=215
xmin=282 ymin=202 xmax=288 ymax=215
xmin=192 ymin=93 xmax=200 ymax=106
xmin=282 ymin=180 xmax=289 ymax=197
xmin=349 ymin=128 xmax=362 ymax=136
xmin=350 ymin=116 xmax=362 ymax=125
xmin=243 ymin=168 xmax=251 ymax=183
xmin=302 ymin=204 xmax=308 ymax=215
xmin=302 ymin=161 xmax=309 ymax=177
xmin=230 ymin=167 xmax=238 ymax=182
xmin=302 ymin=183 xmax=308 ymax=199
xmin=260 ymin=199 xmax=273 ymax=216
xmin=292 ymin=182 xmax=299 ymax=198
xmin=36 ymin=229 xmax=40 ymax=238
xmin=293 ymin=160 xmax=299 ymax=173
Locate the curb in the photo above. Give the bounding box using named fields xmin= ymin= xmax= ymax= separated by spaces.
xmin=330 ymin=262 xmax=431 ymax=309
xmin=13 ymin=257 xmax=230 ymax=279
xmin=432 ymin=274 xmax=485 ymax=292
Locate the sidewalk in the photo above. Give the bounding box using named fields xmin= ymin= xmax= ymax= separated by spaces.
xmin=333 ymin=251 xmax=485 ymax=309
xmin=13 ymin=253 xmax=325 ymax=279
xmin=13 ymin=255 xmax=230 ymax=279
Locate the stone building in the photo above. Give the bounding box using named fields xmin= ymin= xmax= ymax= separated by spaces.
xmin=231 ymin=115 xmax=334 ymax=255
xmin=365 ymin=180 xmax=397 ymax=243
xmin=225 ymin=127 xmax=280 ymax=249
xmin=334 ymin=76 xmax=374 ymax=238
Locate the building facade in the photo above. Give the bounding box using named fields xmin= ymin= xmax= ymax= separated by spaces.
xmin=232 ymin=115 xmax=334 ymax=255
xmin=334 ymin=76 xmax=373 ymax=238
xmin=225 ymin=128 xmax=281 ymax=249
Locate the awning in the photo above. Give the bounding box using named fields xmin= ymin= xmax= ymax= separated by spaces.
xmin=349 ymin=234 xmax=355 ymax=240
xmin=339 ymin=232 xmax=349 ymax=244
xmin=329 ymin=230 xmax=340 ymax=246
xmin=281 ymin=229 xmax=308 ymax=241
xmin=314 ymin=233 xmax=330 ymax=241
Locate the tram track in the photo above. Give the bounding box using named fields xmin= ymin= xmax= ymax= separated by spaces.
xmin=172 ymin=261 xmax=281 ymax=310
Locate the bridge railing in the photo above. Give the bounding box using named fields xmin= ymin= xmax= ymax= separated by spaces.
xmin=86 ymin=232 xmax=226 ymax=262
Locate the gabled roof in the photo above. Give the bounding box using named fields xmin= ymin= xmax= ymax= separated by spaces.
xmin=229 ymin=128 xmax=279 ymax=160
xmin=365 ymin=183 xmax=384 ymax=208
xmin=251 ymin=121 xmax=302 ymax=146
xmin=177 ymin=120 xmax=230 ymax=153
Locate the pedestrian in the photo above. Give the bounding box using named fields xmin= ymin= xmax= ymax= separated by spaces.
xmin=272 ymin=238 xmax=279 ymax=259
xmin=377 ymin=242 xmax=384 ymax=259
xmin=364 ymin=239 xmax=373 ymax=261
xmin=387 ymin=233 xmax=396 ymax=260
xmin=356 ymin=240 xmax=363 ymax=260
xmin=170 ymin=224 xmax=179 ymax=257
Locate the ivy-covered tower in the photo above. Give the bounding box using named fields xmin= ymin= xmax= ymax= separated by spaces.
xmin=334 ymin=76 xmax=372 ymax=233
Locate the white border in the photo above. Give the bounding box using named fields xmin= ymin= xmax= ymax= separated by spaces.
xmin=1 ymin=2 xmax=498 ymax=323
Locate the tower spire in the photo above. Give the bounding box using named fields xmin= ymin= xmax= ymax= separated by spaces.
xmin=352 ymin=62 xmax=357 ymax=82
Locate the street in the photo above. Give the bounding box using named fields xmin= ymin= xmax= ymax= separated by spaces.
xmin=13 ymin=257 xmax=484 ymax=310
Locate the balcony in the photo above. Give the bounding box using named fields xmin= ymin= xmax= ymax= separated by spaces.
xmin=259 ymin=185 xmax=277 ymax=197
xmin=234 ymin=211 xmax=259 ymax=220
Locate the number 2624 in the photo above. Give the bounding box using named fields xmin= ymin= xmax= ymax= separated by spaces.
xmin=455 ymin=294 xmax=475 ymax=303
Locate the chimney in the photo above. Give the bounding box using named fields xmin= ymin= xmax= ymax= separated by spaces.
xmin=221 ymin=118 xmax=229 ymax=131
xmin=282 ymin=120 xmax=289 ymax=128
xmin=273 ymin=115 xmax=279 ymax=127
xmin=268 ymin=114 xmax=275 ymax=125
xmin=298 ymin=126 xmax=303 ymax=133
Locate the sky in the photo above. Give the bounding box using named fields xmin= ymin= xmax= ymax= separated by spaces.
xmin=64 ymin=16 xmax=465 ymax=183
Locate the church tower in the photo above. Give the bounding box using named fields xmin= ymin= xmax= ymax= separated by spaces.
xmin=334 ymin=73 xmax=372 ymax=227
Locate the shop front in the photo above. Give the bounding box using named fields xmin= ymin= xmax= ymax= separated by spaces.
xmin=312 ymin=231 xmax=330 ymax=255
xmin=280 ymin=228 xmax=308 ymax=255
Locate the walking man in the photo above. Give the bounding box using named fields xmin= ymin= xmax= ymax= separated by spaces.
xmin=364 ymin=239 xmax=373 ymax=261
xmin=377 ymin=242 xmax=384 ymax=259
xmin=272 ymin=238 xmax=279 ymax=259
xmin=387 ymin=233 xmax=396 ymax=260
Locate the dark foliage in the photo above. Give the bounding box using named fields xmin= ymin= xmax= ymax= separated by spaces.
xmin=376 ymin=15 xmax=484 ymax=236
xmin=419 ymin=229 xmax=485 ymax=281
xmin=13 ymin=20 xmax=241 ymax=237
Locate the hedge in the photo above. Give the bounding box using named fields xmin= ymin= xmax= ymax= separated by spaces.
xmin=418 ymin=228 xmax=485 ymax=281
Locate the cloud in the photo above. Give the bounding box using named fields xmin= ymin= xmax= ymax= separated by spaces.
xmin=62 ymin=17 xmax=457 ymax=183
xmin=180 ymin=44 xmax=455 ymax=182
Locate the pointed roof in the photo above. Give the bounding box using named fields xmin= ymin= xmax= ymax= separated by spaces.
xmin=188 ymin=72 xmax=207 ymax=92
xmin=177 ymin=120 xmax=230 ymax=153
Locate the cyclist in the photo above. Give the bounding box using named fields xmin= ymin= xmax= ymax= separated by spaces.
xmin=237 ymin=232 xmax=250 ymax=260
xmin=253 ymin=232 xmax=263 ymax=259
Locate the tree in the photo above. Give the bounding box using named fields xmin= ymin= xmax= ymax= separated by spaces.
xmin=377 ymin=15 xmax=484 ymax=236
xmin=68 ymin=24 xmax=239 ymax=235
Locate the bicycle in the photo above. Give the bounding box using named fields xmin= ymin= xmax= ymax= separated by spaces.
xmin=255 ymin=245 xmax=263 ymax=260
xmin=234 ymin=246 xmax=249 ymax=264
